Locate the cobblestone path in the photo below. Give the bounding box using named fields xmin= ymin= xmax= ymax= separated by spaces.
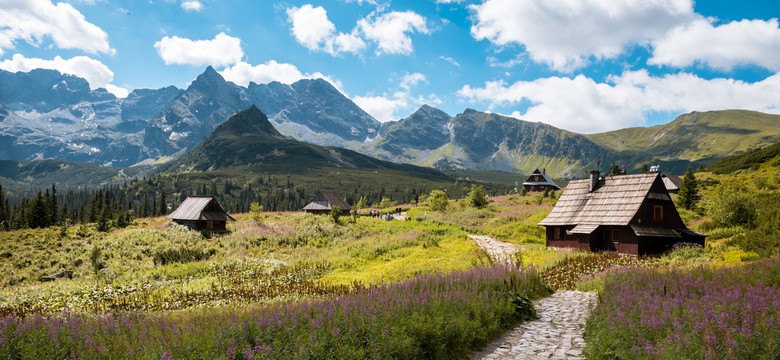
xmin=468 ymin=234 xmax=518 ymax=265
xmin=469 ymin=234 xmax=598 ymax=359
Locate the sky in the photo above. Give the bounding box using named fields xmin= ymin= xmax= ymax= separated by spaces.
xmin=1 ymin=0 xmax=779 ymax=134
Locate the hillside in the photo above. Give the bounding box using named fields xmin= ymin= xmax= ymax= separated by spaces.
xmin=587 ymin=110 xmax=780 ymax=164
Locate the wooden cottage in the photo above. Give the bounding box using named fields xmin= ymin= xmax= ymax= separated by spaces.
xmin=522 ymin=169 xmax=560 ymax=192
xmin=661 ymin=174 xmax=682 ymax=193
xmin=302 ymin=192 xmax=352 ymax=215
xmin=167 ymin=196 xmax=235 ymax=233
xmin=538 ymin=171 xmax=704 ymax=256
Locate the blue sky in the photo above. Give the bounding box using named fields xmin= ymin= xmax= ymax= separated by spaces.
xmin=1 ymin=0 xmax=779 ymax=133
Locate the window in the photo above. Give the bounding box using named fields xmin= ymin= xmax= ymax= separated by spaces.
xmin=554 ymin=228 xmax=561 ymax=240
xmin=610 ymin=229 xmax=619 ymax=242
xmin=653 ymin=205 xmax=664 ymax=222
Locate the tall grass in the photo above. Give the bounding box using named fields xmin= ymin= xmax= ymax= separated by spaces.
xmin=585 ymin=256 xmax=780 ymax=359
xmin=0 ymin=266 xmax=550 ymax=359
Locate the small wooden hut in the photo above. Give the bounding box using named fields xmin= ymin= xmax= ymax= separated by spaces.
xmin=538 ymin=171 xmax=704 ymax=256
xmin=302 ymin=192 xmax=351 ymax=215
xmin=522 ymin=169 xmax=560 ymax=192
xmin=167 ymin=196 xmax=235 ymax=233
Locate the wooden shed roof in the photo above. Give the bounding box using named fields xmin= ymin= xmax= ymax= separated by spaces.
xmin=661 ymin=174 xmax=682 ymax=191
xmin=302 ymin=192 xmax=352 ymax=211
xmin=167 ymin=196 xmax=235 ymax=221
xmin=539 ymin=173 xmax=661 ymax=226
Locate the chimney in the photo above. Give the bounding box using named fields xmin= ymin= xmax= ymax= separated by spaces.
xmin=589 ymin=170 xmax=600 ymax=192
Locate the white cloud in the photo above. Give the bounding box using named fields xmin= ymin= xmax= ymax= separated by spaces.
xmin=0 ymin=0 xmax=114 ymax=56
xmin=400 ymin=72 xmax=426 ymax=90
xmin=469 ymin=0 xmax=696 ymax=72
xmin=353 ymin=72 xmax=440 ymax=122
xmin=650 ymin=18 xmax=780 ymax=71
xmin=181 ymin=0 xmax=203 ymax=12
xmin=352 ymin=95 xmax=399 ymax=123
xmin=154 ymin=32 xmax=243 ymax=67
xmin=358 ymin=11 xmax=429 ymax=55
xmin=0 ymin=54 xmax=128 ymax=97
xmin=286 ymin=4 xmax=366 ymax=56
xmin=286 ymin=5 xmax=428 ymax=57
xmin=439 ymin=55 xmax=460 ymax=67
xmin=458 ymin=70 xmax=780 ymax=133
xmin=220 ymin=60 xmax=344 ymax=93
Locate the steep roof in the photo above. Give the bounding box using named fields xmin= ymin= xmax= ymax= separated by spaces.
xmin=167 ymin=196 xmax=235 ymax=221
xmin=661 ymin=174 xmax=682 ymax=191
xmin=302 ymin=192 xmax=352 ymax=211
xmin=539 ymin=173 xmax=665 ymax=226
xmin=522 ymin=169 xmax=560 ymax=189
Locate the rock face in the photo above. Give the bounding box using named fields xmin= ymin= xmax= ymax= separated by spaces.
xmin=0 ymin=68 xmax=382 ymax=167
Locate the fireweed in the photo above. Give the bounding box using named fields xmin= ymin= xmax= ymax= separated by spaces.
xmin=0 ymin=265 xmax=550 ymax=359
xmin=585 ymin=256 xmax=780 ymax=360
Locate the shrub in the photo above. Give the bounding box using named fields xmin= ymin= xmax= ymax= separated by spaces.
xmin=428 ymin=189 xmax=448 ymax=212
xmin=466 ymin=185 xmax=489 ymax=208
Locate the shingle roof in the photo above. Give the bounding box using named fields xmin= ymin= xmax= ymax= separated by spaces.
xmin=167 ymin=196 xmax=235 ymax=221
xmin=539 ymin=173 xmax=659 ymax=226
xmin=302 ymin=192 xmax=352 ymax=211
xmin=662 ymin=174 xmax=682 ymax=191
xmin=522 ymin=169 xmax=560 ymax=189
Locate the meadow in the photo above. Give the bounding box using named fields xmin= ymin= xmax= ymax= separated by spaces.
xmin=1 ymin=155 xmax=779 ymax=358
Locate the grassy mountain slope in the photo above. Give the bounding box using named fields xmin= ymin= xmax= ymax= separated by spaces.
xmin=587 ymin=110 xmax=780 ymax=164
xmin=0 ymin=160 xmax=146 ymax=198
xmin=705 ymin=141 xmax=780 ymax=174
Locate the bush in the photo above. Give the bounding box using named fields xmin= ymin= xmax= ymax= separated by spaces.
xmin=428 ymin=189 xmax=448 ymax=212
xmin=466 ymin=185 xmax=489 ymax=208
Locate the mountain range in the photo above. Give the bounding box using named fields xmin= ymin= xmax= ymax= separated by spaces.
xmin=1 ymin=67 xmax=779 ymax=179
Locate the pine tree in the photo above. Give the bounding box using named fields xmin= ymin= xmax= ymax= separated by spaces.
xmin=29 ymin=191 xmax=50 ymax=228
xmin=158 ymin=189 xmax=167 ymax=216
xmin=677 ymin=168 xmax=700 ymax=210
xmin=50 ymin=183 xmax=58 ymax=225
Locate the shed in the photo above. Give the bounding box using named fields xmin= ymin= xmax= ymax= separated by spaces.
xmin=522 ymin=169 xmax=560 ymax=192
xmin=167 ymin=196 xmax=235 ymax=233
xmin=538 ymin=171 xmax=704 ymax=256
xmin=302 ymin=192 xmax=352 ymax=215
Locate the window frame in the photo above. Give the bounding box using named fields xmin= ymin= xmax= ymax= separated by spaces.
xmin=653 ymin=205 xmax=664 ymax=222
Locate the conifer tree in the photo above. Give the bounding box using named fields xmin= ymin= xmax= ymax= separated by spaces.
xmin=677 ymin=168 xmax=701 ymax=210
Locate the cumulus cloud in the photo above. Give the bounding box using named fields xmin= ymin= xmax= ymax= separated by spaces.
xmin=181 ymin=0 xmax=203 ymax=12
xmin=154 ymin=32 xmax=243 ymax=67
xmin=353 ymin=72 xmax=440 ymax=122
xmin=469 ymin=0 xmax=696 ymax=72
xmin=286 ymin=5 xmax=366 ymax=56
xmin=286 ymin=4 xmax=428 ymax=56
xmin=650 ymin=18 xmax=780 ymax=71
xmin=0 ymin=54 xmax=128 ymax=97
xmin=220 ymin=60 xmax=344 ymax=92
xmin=458 ymin=70 xmax=780 ymax=133
xmin=0 ymin=0 xmax=114 ymax=56
xmin=358 ymin=11 xmax=429 ymax=55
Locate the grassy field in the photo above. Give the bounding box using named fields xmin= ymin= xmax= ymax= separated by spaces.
xmin=2 ymin=156 xmax=779 ymax=358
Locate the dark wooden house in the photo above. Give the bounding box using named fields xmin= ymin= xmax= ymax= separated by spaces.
xmin=522 ymin=169 xmax=561 ymax=192
xmin=302 ymin=192 xmax=352 ymax=215
xmin=167 ymin=196 xmax=235 ymax=233
xmin=538 ymin=171 xmax=704 ymax=256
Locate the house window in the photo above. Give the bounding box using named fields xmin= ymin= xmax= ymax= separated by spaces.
xmin=554 ymin=228 xmax=561 ymax=240
xmin=609 ymin=229 xmax=619 ymax=242
xmin=653 ymin=205 xmax=664 ymax=222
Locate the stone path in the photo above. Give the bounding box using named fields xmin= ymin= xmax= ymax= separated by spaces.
xmin=469 ymin=234 xmax=598 ymax=360
xmin=468 ymin=234 xmax=518 ymax=265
